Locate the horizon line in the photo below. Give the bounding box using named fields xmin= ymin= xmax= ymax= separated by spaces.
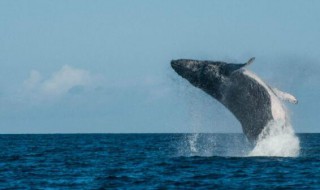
xmin=0 ymin=132 xmax=318 ymax=135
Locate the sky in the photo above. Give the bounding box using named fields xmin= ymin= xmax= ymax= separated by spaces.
xmin=0 ymin=0 xmax=320 ymax=133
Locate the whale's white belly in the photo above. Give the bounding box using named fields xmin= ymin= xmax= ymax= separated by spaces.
xmin=243 ymin=70 xmax=286 ymax=121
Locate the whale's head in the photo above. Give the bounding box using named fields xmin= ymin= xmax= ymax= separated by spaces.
xmin=171 ymin=59 xmax=226 ymax=98
xmin=171 ymin=59 xmax=224 ymax=86
xmin=171 ymin=58 xmax=254 ymax=99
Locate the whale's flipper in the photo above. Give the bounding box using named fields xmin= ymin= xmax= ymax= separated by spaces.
xmin=272 ymin=88 xmax=298 ymax=104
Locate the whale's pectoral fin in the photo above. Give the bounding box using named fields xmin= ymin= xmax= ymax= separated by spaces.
xmin=272 ymin=88 xmax=298 ymax=104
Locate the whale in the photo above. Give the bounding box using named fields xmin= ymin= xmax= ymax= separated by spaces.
xmin=171 ymin=57 xmax=298 ymax=143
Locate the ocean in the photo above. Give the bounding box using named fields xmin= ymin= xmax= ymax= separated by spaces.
xmin=0 ymin=133 xmax=319 ymax=189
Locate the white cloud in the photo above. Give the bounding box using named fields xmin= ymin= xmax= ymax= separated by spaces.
xmin=42 ymin=65 xmax=92 ymax=96
xmin=23 ymin=70 xmax=42 ymax=90
xmin=23 ymin=65 xmax=97 ymax=100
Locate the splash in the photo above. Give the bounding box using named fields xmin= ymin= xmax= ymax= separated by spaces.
xmin=249 ymin=120 xmax=300 ymax=157
xmin=176 ymin=133 xmax=252 ymax=157
xmin=177 ymin=123 xmax=300 ymax=158
xmin=176 ymin=133 xmax=217 ymax=157
xmin=188 ymin=133 xmax=199 ymax=154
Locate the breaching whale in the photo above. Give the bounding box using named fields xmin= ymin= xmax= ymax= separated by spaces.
xmin=171 ymin=58 xmax=298 ymax=143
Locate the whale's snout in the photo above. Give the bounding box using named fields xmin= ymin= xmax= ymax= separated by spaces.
xmin=171 ymin=59 xmax=191 ymax=72
xmin=170 ymin=60 xmax=180 ymax=70
xmin=171 ymin=60 xmax=184 ymax=75
xmin=170 ymin=60 xmax=176 ymax=67
xmin=171 ymin=59 xmax=204 ymax=85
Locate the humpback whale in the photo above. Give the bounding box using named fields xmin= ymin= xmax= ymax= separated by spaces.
xmin=171 ymin=58 xmax=297 ymax=143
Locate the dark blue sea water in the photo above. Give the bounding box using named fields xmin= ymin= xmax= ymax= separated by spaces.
xmin=0 ymin=133 xmax=319 ymax=189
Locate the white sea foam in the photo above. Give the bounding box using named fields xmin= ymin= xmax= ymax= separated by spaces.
xmin=179 ymin=121 xmax=301 ymax=158
xmin=249 ymin=120 xmax=300 ymax=157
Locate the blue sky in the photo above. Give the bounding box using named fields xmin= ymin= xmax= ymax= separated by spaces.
xmin=0 ymin=0 xmax=319 ymax=133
